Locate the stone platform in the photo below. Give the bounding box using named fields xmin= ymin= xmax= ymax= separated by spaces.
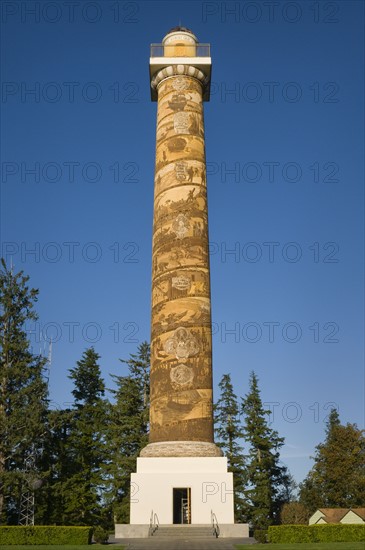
xmin=115 ymin=524 xmax=249 ymax=539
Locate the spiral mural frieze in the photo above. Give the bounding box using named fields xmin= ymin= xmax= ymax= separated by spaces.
xmin=149 ymin=74 xmax=214 ymax=445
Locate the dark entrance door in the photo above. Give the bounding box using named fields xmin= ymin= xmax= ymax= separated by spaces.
xmin=173 ymin=488 xmax=191 ymax=524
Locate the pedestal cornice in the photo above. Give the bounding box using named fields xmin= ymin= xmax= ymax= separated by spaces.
xmin=150 ymin=65 xmax=210 ymax=99
xmin=140 ymin=441 xmax=223 ymax=458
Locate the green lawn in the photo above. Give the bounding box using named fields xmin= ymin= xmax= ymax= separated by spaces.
xmin=0 ymin=547 xmax=125 ymax=550
xmin=0 ymin=544 xmax=362 ymax=550
xmin=236 ymin=544 xmax=364 ymax=550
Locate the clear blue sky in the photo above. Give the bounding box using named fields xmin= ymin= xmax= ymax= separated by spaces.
xmin=1 ymin=0 xmax=364 ymax=485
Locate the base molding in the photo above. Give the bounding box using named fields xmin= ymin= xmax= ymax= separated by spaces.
xmin=140 ymin=440 xmax=223 ymax=457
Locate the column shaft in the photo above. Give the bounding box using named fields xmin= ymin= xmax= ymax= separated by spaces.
xmin=150 ymin=73 xmax=213 ymax=445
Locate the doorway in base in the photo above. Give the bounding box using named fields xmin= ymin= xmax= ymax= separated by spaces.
xmin=173 ymin=487 xmax=191 ymax=524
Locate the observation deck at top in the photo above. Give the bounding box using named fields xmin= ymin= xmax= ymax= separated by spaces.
xmin=149 ymin=41 xmax=212 ymax=101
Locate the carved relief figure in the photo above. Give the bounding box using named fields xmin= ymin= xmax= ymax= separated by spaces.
xmin=171 ymin=213 xmax=190 ymax=239
xmin=170 ymin=363 xmax=194 ymax=389
xmin=173 ymin=77 xmax=188 ymax=91
xmin=164 ymin=326 xmax=199 ymax=359
xmin=174 ymin=112 xmax=190 ymax=134
xmin=175 ymin=161 xmax=188 ymax=181
xmin=168 ymin=93 xmax=187 ymax=111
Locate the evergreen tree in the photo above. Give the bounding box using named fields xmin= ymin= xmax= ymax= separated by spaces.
xmin=325 ymin=407 xmax=340 ymax=434
xmin=35 ymin=407 xmax=74 ymax=525
xmin=106 ymin=342 xmax=150 ymax=523
xmin=214 ymin=373 xmax=246 ymax=521
xmin=299 ymin=409 xmax=365 ymax=511
xmin=61 ymin=348 xmax=107 ymax=526
xmin=0 ymin=260 xmax=49 ymax=524
xmin=241 ymin=372 xmax=291 ymax=529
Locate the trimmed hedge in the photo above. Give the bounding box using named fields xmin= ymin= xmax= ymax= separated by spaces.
xmin=0 ymin=526 xmax=93 ymax=545
xmin=254 ymin=529 xmax=268 ymax=543
xmin=268 ymin=524 xmax=365 ymax=543
xmin=93 ymin=526 xmax=109 ymax=544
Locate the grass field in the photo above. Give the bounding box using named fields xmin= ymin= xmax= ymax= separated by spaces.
xmin=0 ymin=547 xmax=125 ymax=550
xmin=0 ymin=543 xmax=363 ymax=550
xmin=236 ymin=544 xmax=364 ymax=549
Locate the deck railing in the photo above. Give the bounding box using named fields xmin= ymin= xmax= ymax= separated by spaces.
xmin=150 ymin=43 xmax=211 ymax=58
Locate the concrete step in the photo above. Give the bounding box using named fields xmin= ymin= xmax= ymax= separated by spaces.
xmin=152 ymin=525 xmax=215 ymax=538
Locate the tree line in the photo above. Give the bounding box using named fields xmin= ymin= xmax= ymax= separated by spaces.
xmin=1 ymin=261 xmax=364 ymax=530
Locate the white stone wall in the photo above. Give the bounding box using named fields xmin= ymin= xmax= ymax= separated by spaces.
xmin=130 ymin=457 xmax=235 ymax=525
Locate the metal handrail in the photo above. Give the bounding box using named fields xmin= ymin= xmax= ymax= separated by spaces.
xmin=211 ymin=509 xmax=220 ymax=538
xmin=148 ymin=510 xmax=159 ymax=536
xmin=148 ymin=510 xmax=153 ymax=536
xmin=151 ymin=43 xmax=211 ymax=58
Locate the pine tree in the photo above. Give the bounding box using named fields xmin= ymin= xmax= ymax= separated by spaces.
xmin=325 ymin=407 xmax=340 ymax=434
xmin=35 ymin=407 xmax=74 ymax=525
xmin=299 ymin=409 xmax=365 ymax=511
xmin=106 ymin=342 xmax=150 ymax=523
xmin=0 ymin=260 xmax=49 ymax=524
xmin=61 ymin=348 xmax=108 ymax=526
xmin=214 ymin=373 xmax=246 ymax=521
xmin=241 ymin=372 xmax=291 ymax=529
xmin=121 ymin=341 xmax=150 ymax=435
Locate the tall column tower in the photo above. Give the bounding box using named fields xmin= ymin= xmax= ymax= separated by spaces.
xmin=142 ymin=27 xmax=220 ymax=459
xmin=120 ymin=28 xmax=247 ymax=536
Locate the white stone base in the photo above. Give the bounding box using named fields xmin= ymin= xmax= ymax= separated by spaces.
xmin=130 ymin=457 xmax=235 ymax=525
xmin=219 ymin=524 xmax=249 ymax=537
xmin=115 ymin=524 xmax=149 ymax=538
xmin=114 ymin=523 xmax=249 ymax=539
